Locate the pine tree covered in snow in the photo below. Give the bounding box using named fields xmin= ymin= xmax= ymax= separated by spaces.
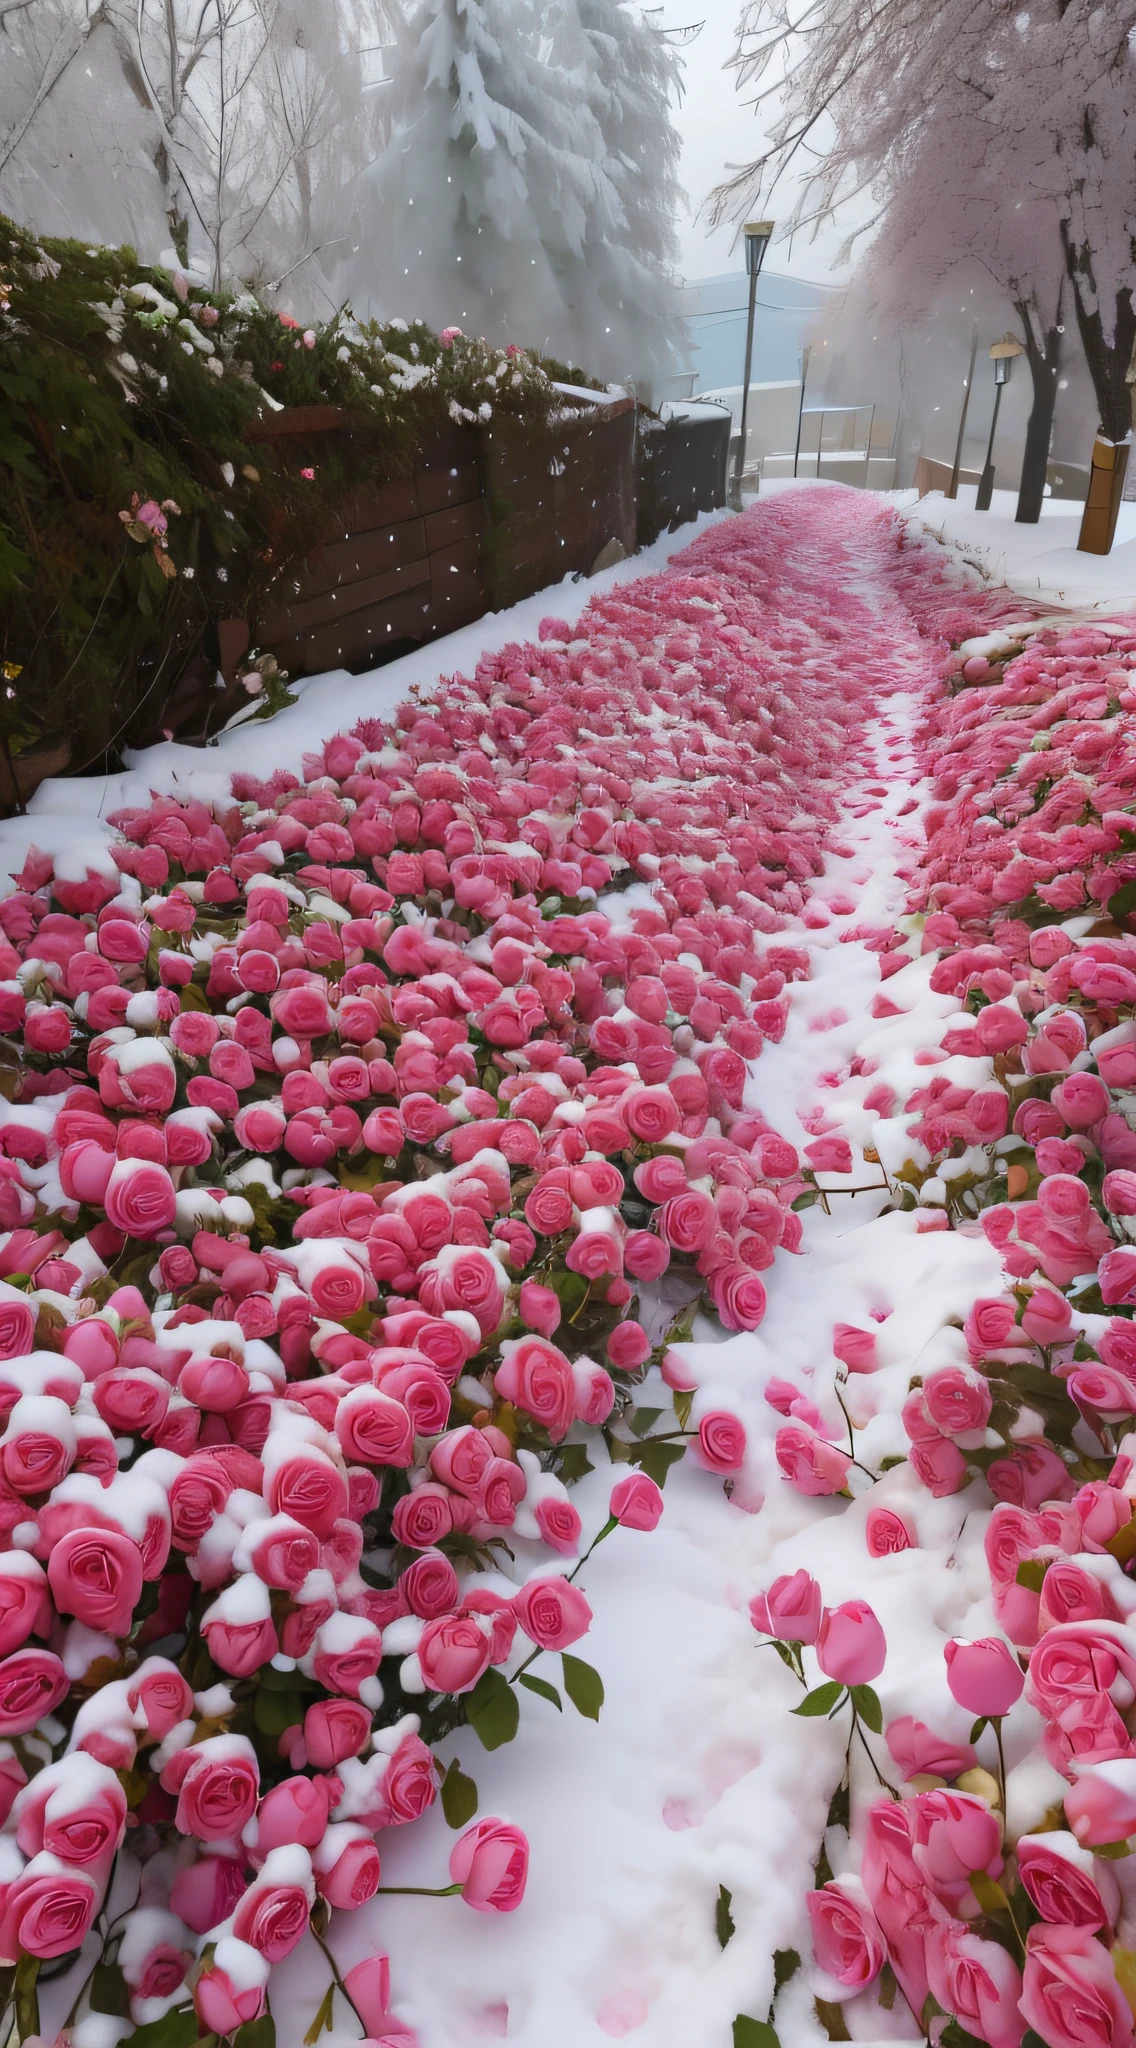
xmin=353 ymin=0 xmax=684 ymax=387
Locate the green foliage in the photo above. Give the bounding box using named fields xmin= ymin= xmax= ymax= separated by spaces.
xmin=465 ymin=1667 xmax=521 ymax=1749
xmin=0 ymin=215 xmax=604 ymax=779
xmin=716 ymin=1884 xmax=736 ymax=1948
xmin=440 ymin=1758 xmax=479 ymax=1828
xmin=562 ymin=1653 xmax=604 ymax=1719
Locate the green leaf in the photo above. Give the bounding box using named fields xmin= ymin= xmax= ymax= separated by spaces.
xmin=716 ymin=1883 xmax=735 ymax=1948
xmin=772 ymin=1948 xmax=800 ymax=1995
xmin=733 ymin=2021 xmax=779 ymax=2048
xmin=792 ymin=1681 xmax=845 ymax=1718
xmin=519 ymin=1671 xmax=563 ymax=1711
xmin=629 ymin=1406 xmax=664 ymax=1438
xmin=562 ymin=1653 xmax=604 ymax=1720
xmin=850 ymin=1684 xmax=882 ymax=1734
xmin=303 ymin=1984 xmax=336 ymax=2045
xmin=969 ymin=1869 xmax=1011 ymax=1916
xmin=466 ymin=1667 xmax=520 ymax=1750
xmin=969 ymin=1716 xmax=989 ymax=1743
xmin=14 ymin=1953 xmax=39 ymax=2042
xmin=254 ymin=1686 xmax=304 ymax=1736
xmin=878 ymin=1961 xmax=898 ymax=2011
xmin=235 ymin=2020 xmax=277 ymax=2048
xmin=638 ymin=1438 xmax=686 ymax=1486
xmin=1015 ymin=1557 xmax=1050 ymax=1591
xmin=770 ymin=1639 xmax=800 ymax=1673
xmin=440 ymin=1759 xmax=479 ymax=1829
xmin=825 ymin=1782 xmax=850 ymax=1833
xmin=556 ymin=1443 xmax=595 ymax=1484
xmin=941 ymin=2023 xmax=990 ymax=2048
xmin=672 ymin=1387 xmax=694 ymax=1430
xmin=91 ymin=1960 xmax=131 ymax=2017
xmin=127 ymin=2010 xmax=201 ymax=2048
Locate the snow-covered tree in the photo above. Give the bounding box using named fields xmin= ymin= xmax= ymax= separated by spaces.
xmin=714 ymin=0 xmax=1136 ymax=486
xmin=0 ymin=0 xmax=397 ymax=308
xmin=353 ymin=0 xmax=685 ymax=387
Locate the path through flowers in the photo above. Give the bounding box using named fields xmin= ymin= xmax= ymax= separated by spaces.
xmin=5 ymin=486 xmax=1136 ymax=2048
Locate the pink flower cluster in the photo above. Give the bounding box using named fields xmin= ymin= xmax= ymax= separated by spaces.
xmin=777 ymin=570 xmax=1136 ymax=2048
xmin=0 ymin=496 xmax=893 ymax=2040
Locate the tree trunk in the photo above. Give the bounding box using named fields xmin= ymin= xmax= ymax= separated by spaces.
xmin=1015 ymin=299 xmax=1061 ymax=524
xmin=1061 ymin=222 xmax=1136 ymax=553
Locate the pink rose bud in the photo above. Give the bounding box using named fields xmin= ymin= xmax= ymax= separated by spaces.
xmin=696 ymin=1410 xmax=747 ymax=1471
xmin=816 ymin=1600 xmax=886 ymax=1686
xmin=832 ymin=1323 xmax=879 ymax=1373
xmin=193 ymin=1938 xmax=269 ymax=2036
xmin=944 ymin=1636 xmax=1024 ymax=1717
xmin=865 ymin=1506 xmax=915 ymax=1556
xmin=609 ymin=1474 xmax=664 ymax=1532
xmin=806 ymin=1879 xmax=885 ymax=1988
xmin=750 ymin=1569 xmax=823 ymax=1645
xmin=1064 ymin=1760 xmax=1136 ymax=1847
xmin=448 ymin=1817 xmax=529 ymax=1913
xmin=512 ymin=1575 xmax=592 ymax=1652
xmin=1016 ymin=1831 xmax=1119 ymax=1931
xmin=312 ymin=1822 xmax=381 ymax=1909
xmin=518 ymin=1281 xmax=561 ymax=1337
xmin=885 ymin=1716 xmax=976 ymax=1783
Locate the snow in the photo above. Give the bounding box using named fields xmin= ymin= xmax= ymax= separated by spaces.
xmin=901 ymin=482 xmax=1136 ymax=612
xmin=257 ymin=499 xmax=1021 ymax=2048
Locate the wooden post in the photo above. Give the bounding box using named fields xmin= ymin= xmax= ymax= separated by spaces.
xmin=948 ymin=331 xmax=978 ymax=499
xmin=1078 ymin=436 xmax=1130 ymax=555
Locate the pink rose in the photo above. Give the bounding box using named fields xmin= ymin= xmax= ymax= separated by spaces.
xmin=449 ymin=1817 xmax=529 ymax=1912
xmin=697 ymin=1410 xmax=747 ymax=1471
xmin=194 ymin=1940 xmax=268 ymax=2036
xmin=832 ymin=1323 xmax=879 ymax=1373
xmin=336 ymin=1387 xmax=415 ymax=1469
xmin=1016 ymin=1831 xmax=1119 ymax=1931
xmin=48 ymin=1525 xmax=142 ymax=1637
xmin=104 ymin=1158 xmax=177 ymax=1238
xmin=303 ymin=1697 xmax=372 ymax=1768
xmin=267 ymin=1447 xmax=348 ymax=1537
xmin=418 ymin=1246 xmax=506 ymax=1334
xmin=126 ymin=1655 xmax=194 ymax=1740
xmin=13 ymin=1755 xmax=126 ymax=1865
xmin=1020 ymin=1921 xmax=1134 ymax=2048
xmin=925 ymin=1918 xmax=1022 ymax=2048
xmin=1028 ymin=1622 xmax=1136 ymax=1720
xmin=945 ymin=1636 xmax=1025 ymax=1718
xmin=816 ymin=1600 xmax=886 ymax=1686
xmin=1064 ymin=1760 xmax=1136 ymax=1848
xmin=401 ymin=1550 xmax=460 ymax=1619
xmin=494 ymin=1337 xmax=576 ymax=1441
xmin=232 ymin=1866 xmax=312 ymax=1961
xmin=170 ymin=1853 xmax=248 ymax=1936
xmin=513 ymin=1575 xmax=592 ymax=1651
xmin=313 ymin=1822 xmax=380 ymax=1909
xmin=0 ymin=1555 xmax=51 ymax=1658
xmin=254 ymin=1774 xmax=331 ymax=1857
xmin=609 ymin=1474 xmax=664 ymax=1532
xmin=382 ymin=1732 xmax=439 ymax=1825
xmin=776 ymin=1424 xmax=851 ymax=1496
xmin=921 ymin=1367 xmax=991 ymax=1439
xmin=0 ymin=1856 xmax=100 ymax=1963
xmin=418 ymin=1612 xmax=493 ymax=1694
xmin=963 ymin=1297 xmax=1018 ymax=1356
xmin=865 ymin=1506 xmax=915 ymax=1556
xmin=885 ymin=1716 xmax=976 ymax=1783
xmin=171 ymin=1735 xmax=259 ymax=1841
xmin=749 ymin=1569 xmax=822 ymax=1645
xmin=806 ymin=1880 xmax=884 ymax=1989
xmin=391 ymin=1484 xmax=454 ymax=1550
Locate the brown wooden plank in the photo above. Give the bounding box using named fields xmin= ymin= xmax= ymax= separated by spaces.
xmin=423 ymin=499 xmax=488 ymax=552
xmin=332 ymin=476 xmax=421 ymax=530
xmin=417 ymin=462 xmax=482 ymax=515
xmin=280 ymin=591 xmax=438 ymax=675
xmin=301 ymin=517 xmax=428 ymax=596
xmin=260 ymin=556 xmax=431 ymax=643
xmin=429 ymin=535 xmax=483 ymax=582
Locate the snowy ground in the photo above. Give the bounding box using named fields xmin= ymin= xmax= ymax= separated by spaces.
xmin=898 ymin=481 xmax=1136 ymax=613
xmin=17 ymin=485 xmax=1106 ymax=2047
xmin=242 ymin=494 xmax=1024 ymax=2048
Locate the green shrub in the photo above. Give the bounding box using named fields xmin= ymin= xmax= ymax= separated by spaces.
xmin=0 ymin=216 xmax=602 ymax=778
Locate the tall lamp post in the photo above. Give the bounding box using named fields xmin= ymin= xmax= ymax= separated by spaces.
xmin=975 ymin=336 xmax=1024 ymax=511
xmin=728 ymin=219 xmax=775 ymax=512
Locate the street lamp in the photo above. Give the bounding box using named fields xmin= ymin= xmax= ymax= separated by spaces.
xmin=728 ymin=219 xmax=775 ymax=512
xmin=975 ymin=336 xmax=1024 ymax=511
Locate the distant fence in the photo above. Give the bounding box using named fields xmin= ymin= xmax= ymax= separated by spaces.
xmin=250 ymin=400 xmax=729 ymax=688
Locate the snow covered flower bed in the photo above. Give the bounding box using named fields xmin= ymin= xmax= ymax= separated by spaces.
xmin=0 ymin=494 xmax=897 ymax=2045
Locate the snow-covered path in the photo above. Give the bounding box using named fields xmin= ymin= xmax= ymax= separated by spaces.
xmin=255 ymin=498 xmax=1008 ymax=2048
